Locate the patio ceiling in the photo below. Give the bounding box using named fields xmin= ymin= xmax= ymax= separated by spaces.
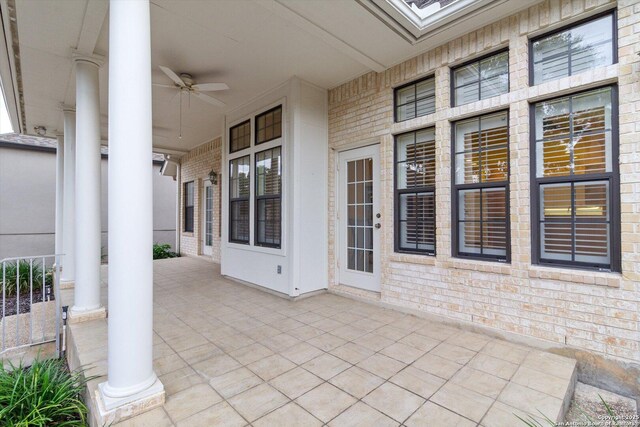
xmin=0 ymin=0 xmax=539 ymax=155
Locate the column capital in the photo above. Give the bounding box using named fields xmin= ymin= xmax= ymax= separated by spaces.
xmin=59 ymin=103 xmax=76 ymax=113
xmin=72 ymin=51 xmax=105 ymax=68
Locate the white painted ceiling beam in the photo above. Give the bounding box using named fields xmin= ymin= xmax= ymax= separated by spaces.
xmin=76 ymin=0 xmax=108 ymax=55
xmin=63 ymin=0 xmax=108 ymax=107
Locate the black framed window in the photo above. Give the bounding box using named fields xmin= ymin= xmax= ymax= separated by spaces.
xmin=256 ymin=106 xmax=282 ymax=145
xmin=230 ymin=120 xmax=251 ymax=153
xmin=255 ymin=147 xmax=282 ymax=247
xmin=531 ymin=12 xmax=616 ymax=85
xmin=183 ymin=181 xmax=194 ymax=233
xmin=452 ymin=50 xmax=509 ymax=106
xmin=532 ymin=86 xmax=619 ymax=271
xmin=229 ymin=156 xmax=250 ymax=243
xmin=394 ymin=76 xmax=435 ymax=122
xmin=453 ymin=111 xmax=509 ymax=261
xmin=395 ymin=128 xmax=436 ymax=254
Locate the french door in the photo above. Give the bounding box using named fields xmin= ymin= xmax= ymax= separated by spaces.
xmin=202 ymin=181 xmax=214 ymax=256
xmin=337 ymin=145 xmax=381 ymax=292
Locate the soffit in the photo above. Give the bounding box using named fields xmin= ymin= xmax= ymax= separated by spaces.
xmin=10 ymin=0 xmax=540 ymax=154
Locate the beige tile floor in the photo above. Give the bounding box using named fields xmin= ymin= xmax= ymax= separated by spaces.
xmin=67 ymin=257 xmax=577 ymax=426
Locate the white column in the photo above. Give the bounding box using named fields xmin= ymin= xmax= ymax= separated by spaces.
xmin=55 ymin=133 xmax=64 ymax=258
xmin=71 ymin=54 xmax=104 ymax=316
xmin=99 ymin=0 xmax=164 ymax=412
xmin=61 ymin=108 xmax=76 ymax=284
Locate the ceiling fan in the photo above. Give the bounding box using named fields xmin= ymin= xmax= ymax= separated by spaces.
xmin=154 ymin=65 xmax=229 ymax=138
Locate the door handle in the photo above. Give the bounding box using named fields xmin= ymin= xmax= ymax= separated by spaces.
xmin=375 ymin=223 xmax=381 ymax=229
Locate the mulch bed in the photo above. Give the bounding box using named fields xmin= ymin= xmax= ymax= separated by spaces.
xmin=1 ymin=288 xmax=54 ymax=317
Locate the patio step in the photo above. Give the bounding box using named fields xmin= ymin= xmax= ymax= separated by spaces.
xmin=480 ymin=350 xmax=577 ymax=426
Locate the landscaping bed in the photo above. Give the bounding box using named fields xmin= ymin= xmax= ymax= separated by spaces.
xmin=2 ymin=287 xmax=52 ymax=317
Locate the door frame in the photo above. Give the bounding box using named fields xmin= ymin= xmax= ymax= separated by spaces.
xmin=335 ymin=142 xmax=381 ymax=292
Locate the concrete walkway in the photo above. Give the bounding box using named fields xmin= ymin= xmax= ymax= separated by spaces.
xmin=65 ymin=257 xmax=577 ymax=426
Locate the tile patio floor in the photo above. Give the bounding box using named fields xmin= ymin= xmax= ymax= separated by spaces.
xmin=65 ymin=257 xmax=577 ymax=426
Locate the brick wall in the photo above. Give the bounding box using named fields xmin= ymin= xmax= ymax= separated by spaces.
xmin=328 ymin=0 xmax=640 ymax=365
xmin=179 ymin=138 xmax=222 ymax=262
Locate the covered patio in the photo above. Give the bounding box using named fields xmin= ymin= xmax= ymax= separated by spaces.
xmin=65 ymin=257 xmax=576 ymax=426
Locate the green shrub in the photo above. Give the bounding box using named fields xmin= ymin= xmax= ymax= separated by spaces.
xmin=1 ymin=261 xmax=52 ymax=297
xmin=153 ymin=243 xmax=178 ymax=260
xmin=0 ymin=358 xmax=90 ymax=426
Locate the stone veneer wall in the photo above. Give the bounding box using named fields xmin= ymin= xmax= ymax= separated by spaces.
xmin=328 ymin=0 xmax=640 ymax=373
xmin=179 ymin=138 xmax=222 ymax=262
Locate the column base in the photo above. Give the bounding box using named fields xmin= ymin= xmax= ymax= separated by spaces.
xmin=59 ymin=280 xmax=75 ymax=290
xmin=96 ymin=378 xmax=165 ymax=425
xmin=68 ymin=306 xmax=106 ymax=324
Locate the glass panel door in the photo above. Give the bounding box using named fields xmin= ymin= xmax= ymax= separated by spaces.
xmin=337 ymin=145 xmax=380 ymax=292
xmin=346 ymin=158 xmax=374 ymax=273
xmin=203 ymin=181 xmax=214 ymax=255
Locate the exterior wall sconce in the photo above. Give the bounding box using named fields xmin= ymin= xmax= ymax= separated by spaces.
xmin=208 ymin=170 xmax=218 ymax=185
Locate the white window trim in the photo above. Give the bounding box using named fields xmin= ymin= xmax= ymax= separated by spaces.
xmin=225 ymin=99 xmax=287 ymax=255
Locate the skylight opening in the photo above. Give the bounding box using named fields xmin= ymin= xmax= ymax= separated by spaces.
xmin=403 ymin=0 xmax=457 ymax=19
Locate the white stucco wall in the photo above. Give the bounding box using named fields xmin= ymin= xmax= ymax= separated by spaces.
xmin=220 ymin=77 xmax=329 ymax=296
xmin=0 ymin=145 xmax=177 ymax=259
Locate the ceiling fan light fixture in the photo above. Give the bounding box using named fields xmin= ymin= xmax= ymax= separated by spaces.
xmin=157 ymin=65 xmax=230 ymax=140
xmin=179 ymin=73 xmax=194 ymax=87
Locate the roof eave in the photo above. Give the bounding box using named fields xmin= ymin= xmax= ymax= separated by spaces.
xmin=0 ymin=0 xmax=23 ymax=134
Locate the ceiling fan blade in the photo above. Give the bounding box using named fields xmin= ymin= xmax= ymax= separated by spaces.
xmin=159 ymin=65 xmax=185 ymax=87
xmin=152 ymin=83 xmax=176 ymax=89
xmin=192 ymin=83 xmax=229 ymax=92
xmin=193 ymin=91 xmax=226 ymax=107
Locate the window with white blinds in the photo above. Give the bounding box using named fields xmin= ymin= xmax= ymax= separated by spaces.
xmin=229 ymin=156 xmax=250 ymax=243
xmin=184 ymin=181 xmax=194 ymax=233
xmin=532 ymin=86 xmax=618 ymax=270
xmin=531 ymin=13 xmax=615 ymax=85
xmin=255 ymin=147 xmax=282 ymax=247
xmin=453 ymin=111 xmax=509 ymax=261
xmin=395 ymin=128 xmax=436 ymax=254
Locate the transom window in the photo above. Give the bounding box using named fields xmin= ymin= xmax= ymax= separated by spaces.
xmin=229 ymin=156 xmax=250 ymax=243
xmin=395 ymin=128 xmax=436 ymax=254
xmin=256 ymin=106 xmax=282 ymax=145
xmin=230 ymin=120 xmax=251 ymax=153
xmin=531 ymin=12 xmax=615 ymax=85
xmin=453 ymin=111 xmax=509 ymax=261
xmin=183 ymin=181 xmax=194 ymax=233
xmin=452 ymin=50 xmax=509 ymax=106
xmin=394 ymin=76 xmax=435 ymax=122
xmin=532 ymin=86 xmax=618 ymax=271
xmin=255 ymin=147 xmax=282 ymax=248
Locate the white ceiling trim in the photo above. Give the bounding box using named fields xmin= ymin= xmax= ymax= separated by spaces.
xmin=255 ymin=0 xmax=388 ymax=73
xmin=151 ymin=143 xmax=189 ymax=156
xmin=0 ymin=0 xmax=22 ymax=133
xmin=385 ymin=0 xmax=488 ymax=34
xmin=360 ymin=0 xmax=512 ymax=44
